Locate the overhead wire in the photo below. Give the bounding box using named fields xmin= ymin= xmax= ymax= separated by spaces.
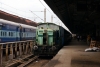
xmin=39 ymin=0 xmax=59 ymax=22
xmin=0 ymin=0 xmax=56 ymax=22
xmin=0 ymin=0 xmax=60 ymax=25
xmin=0 ymin=1 xmax=30 ymax=13
xmin=0 ymin=1 xmax=38 ymax=20
xmin=0 ymin=3 xmax=33 ymax=20
xmin=38 ymin=0 xmax=71 ymax=33
xmin=0 ymin=0 xmax=59 ymax=23
xmin=30 ymin=10 xmax=44 ymax=22
xmin=0 ymin=1 xmax=45 ymax=22
xmin=0 ymin=6 xmax=30 ymax=19
xmin=39 ymin=0 xmax=52 ymax=15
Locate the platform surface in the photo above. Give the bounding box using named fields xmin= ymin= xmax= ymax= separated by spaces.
xmin=44 ymin=39 xmax=100 ymax=67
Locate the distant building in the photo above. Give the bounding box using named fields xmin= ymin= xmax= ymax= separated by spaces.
xmin=0 ymin=10 xmax=38 ymax=27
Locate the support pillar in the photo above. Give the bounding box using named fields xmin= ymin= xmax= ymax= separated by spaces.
xmin=0 ymin=44 xmax=3 ymax=67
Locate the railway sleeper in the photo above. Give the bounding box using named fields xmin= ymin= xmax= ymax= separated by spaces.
xmin=5 ymin=54 xmax=35 ymax=67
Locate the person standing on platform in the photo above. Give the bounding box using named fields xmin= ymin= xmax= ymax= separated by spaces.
xmin=80 ymin=36 xmax=82 ymax=41
xmin=87 ymin=35 xmax=91 ymax=46
xmin=77 ymin=35 xmax=80 ymax=41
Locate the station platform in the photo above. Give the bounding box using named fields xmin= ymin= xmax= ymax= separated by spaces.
xmin=44 ymin=39 xmax=100 ymax=67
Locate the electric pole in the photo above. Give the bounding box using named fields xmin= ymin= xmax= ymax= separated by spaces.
xmin=44 ymin=8 xmax=46 ymax=23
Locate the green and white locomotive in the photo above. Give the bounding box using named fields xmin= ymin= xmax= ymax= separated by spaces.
xmin=36 ymin=27 xmax=53 ymax=46
xmin=33 ymin=23 xmax=64 ymax=56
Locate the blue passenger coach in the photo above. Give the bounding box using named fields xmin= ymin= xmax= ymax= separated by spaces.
xmin=20 ymin=24 xmax=36 ymax=41
xmin=0 ymin=19 xmax=36 ymax=43
xmin=0 ymin=19 xmax=19 ymax=42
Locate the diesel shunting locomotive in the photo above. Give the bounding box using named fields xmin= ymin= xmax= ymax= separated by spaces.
xmin=33 ymin=23 xmax=71 ymax=56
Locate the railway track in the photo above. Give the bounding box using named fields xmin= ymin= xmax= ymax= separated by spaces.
xmin=26 ymin=56 xmax=53 ymax=67
xmin=5 ymin=54 xmax=39 ymax=67
xmin=17 ymin=56 xmax=38 ymax=67
xmin=4 ymin=53 xmax=52 ymax=67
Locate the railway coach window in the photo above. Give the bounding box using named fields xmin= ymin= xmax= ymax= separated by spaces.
xmin=11 ymin=32 xmax=13 ymax=36
xmin=9 ymin=32 xmax=11 ymax=36
xmin=27 ymin=33 xmax=28 ymax=37
xmin=1 ymin=31 xmax=5 ymax=37
xmin=1 ymin=31 xmax=2 ymax=36
xmin=5 ymin=32 xmax=7 ymax=36
xmin=22 ymin=33 xmax=23 ymax=37
xmin=0 ymin=31 xmax=7 ymax=37
xmin=3 ymin=32 xmax=5 ymax=36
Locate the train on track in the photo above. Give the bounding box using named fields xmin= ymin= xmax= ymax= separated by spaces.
xmin=0 ymin=18 xmax=72 ymax=56
xmin=33 ymin=23 xmax=72 ymax=56
xmin=0 ymin=18 xmax=36 ymax=43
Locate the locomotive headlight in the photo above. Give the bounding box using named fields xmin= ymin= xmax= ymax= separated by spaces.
xmin=33 ymin=45 xmax=38 ymax=50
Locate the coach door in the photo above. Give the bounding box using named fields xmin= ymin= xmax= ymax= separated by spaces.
xmin=17 ymin=26 xmax=22 ymax=41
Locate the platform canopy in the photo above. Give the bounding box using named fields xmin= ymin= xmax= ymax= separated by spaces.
xmin=44 ymin=0 xmax=100 ymax=35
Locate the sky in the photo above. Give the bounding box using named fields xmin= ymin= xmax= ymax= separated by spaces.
xmin=0 ymin=0 xmax=71 ymax=33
